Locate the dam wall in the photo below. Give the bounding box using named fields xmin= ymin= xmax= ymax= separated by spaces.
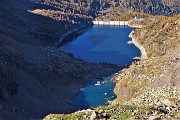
xmin=93 ymin=21 xmax=128 ymax=26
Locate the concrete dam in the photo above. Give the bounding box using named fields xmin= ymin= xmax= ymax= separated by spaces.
xmin=92 ymin=21 xmax=128 ymax=26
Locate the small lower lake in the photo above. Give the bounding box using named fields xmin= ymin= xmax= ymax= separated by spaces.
xmin=59 ymin=25 xmax=141 ymax=109
xmin=74 ymin=75 xmax=116 ymax=109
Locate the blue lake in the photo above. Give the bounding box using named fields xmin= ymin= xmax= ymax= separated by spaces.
xmin=74 ymin=75 xmax=117 ymax=109
xmin=59 ymin=25 xmax=141 ymax=109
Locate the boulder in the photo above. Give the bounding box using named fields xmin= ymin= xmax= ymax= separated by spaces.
xmin=148 ymin=115 xmax=161 ymax=120
xmin=157 ymin=106 xmax=169 ymax=114
xmin=161 ymin=99 xmax=175 ymax=107
xmin=90 ymin=111 xmax=97 ymax=120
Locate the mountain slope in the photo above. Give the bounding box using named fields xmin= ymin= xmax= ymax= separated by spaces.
xmin=0 ymin=0 xmax=120 ymax=119
xmin=96 ymin=0 xmax=180 ymax=20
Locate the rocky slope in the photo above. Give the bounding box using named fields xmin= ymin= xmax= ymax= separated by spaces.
xmin=111 ymin=14 xmax=180 ymax=119
xmin=0 ymin=0 xmax=120 ymax=119
xmin=96 ymin=0 xmax=180 ymax=20
xmin=44 ymin=14 xmax=180 ymax=120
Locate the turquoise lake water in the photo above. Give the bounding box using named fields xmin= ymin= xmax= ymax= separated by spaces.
xmin=59 ymin=25 xmax=141 ymax=109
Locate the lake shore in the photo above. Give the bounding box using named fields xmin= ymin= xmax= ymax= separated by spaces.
xmin=57 ymin=25 xmax=87 ymax=47
xmin=129 ymin=31 xmax=147 ymax=59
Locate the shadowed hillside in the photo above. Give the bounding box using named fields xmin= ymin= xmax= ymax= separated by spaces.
xmin=0 ymin=0 xmax=120 ymax=119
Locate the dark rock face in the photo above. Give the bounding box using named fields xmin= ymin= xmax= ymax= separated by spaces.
xmin=0 ymin=47 xmax=22 ymax=102
xmin=0 ymin=68 xmax=18 ymax=101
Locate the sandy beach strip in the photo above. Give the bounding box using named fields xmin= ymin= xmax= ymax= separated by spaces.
xmin=129 ymin=31 xmax=147 ymax=59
